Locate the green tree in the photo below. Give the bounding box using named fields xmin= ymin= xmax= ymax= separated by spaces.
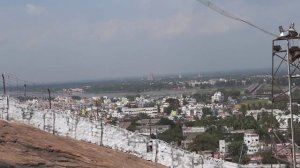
xmin=127 ymin=120 xmax=137 ymax=132
xmin=258 ymin=150 xmax=278 ymax=164
xmin=242 ymin=116 xmax=257 ymax=129
xmin=228 ymin=141 xmax=246 ymax=156
xmin=144 ymin=101 xmax=156 ymax=107
xmin=292 ymin=105 xmax=300 ymax=115
xmin=257 ymin=112 xmax=279 ymax=129
xmin=137 ymin=113 xmax=150 ymax=119
xmin=202 ymin=107 xmax=212 ymax=117
xmin=163 ymin=107 xmax=172 ymax=115
xmin=164 ymin=98 xmax=180 ymax=115
xmin=192 ymin=93 xmax=209 ymax=103
xmin=294 ymin=123 xmax=300 ymax=146
xmin=71 ymin=95 xmax=81 ymax=100
xmin=109 ymin=117 xmax=118 ymax=126
xmin=182 ymin=99 xmax=189 ymax=106
xmin=228 ymin=141 xmax=249 ymax=164
xmin=205 ymin=126 xmax=223 ymax=139
xmin=193 ymin=116 xmax=217 ymax=127
xmin=188 ymin=133 xmax=218 ymax=152
xmin=157 ymin=118 xmax=175 ymax=128
xmin=226 ymin=89 xmax=241 ymax=99
xmin=240 ymin=104 xmax=247 ymax=115
xmin=256 ymin=112 xmax=279 ymax=142
xmin=126 ymin=95 xmax=135 ymax=101
xmin=157 ymin=124 xmax=183 ymax=145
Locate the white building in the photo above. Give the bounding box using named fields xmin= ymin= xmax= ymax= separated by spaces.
xmin=211 ymin=91 xmax=224 ymax=103
xmin=189 ymin=80 xmax=202 ymax=87
xmin=111 ymin=110 xmax=125 ymax=119
xmin=122 ymin=106 xmax=158 ymax=117
xmin=276 ymin=114 xmax=300 ymax=130
xmin=244 ymin=132 xmax=260 ymax=155
xmin=181 ymin=104 xmax=205 ymax=119
xmin=219 ymin=140 xmax=227 ymax=154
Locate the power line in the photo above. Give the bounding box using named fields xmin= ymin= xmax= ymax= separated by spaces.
xmin=196 ymin=0 xmax=278 ymax=37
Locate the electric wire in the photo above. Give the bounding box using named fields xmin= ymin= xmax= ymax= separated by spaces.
xmin=196 ymin=0 xmax=278 ymax=37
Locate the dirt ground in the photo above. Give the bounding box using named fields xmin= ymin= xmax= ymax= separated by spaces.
xmin=0 ymin=120 xmax=165 ymax=168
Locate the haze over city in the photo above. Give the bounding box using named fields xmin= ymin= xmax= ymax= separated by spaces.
xmin=3 ymin=1 xmax=300 ymax=167
xmin=0 ymin=0 xmax=299 ymax=83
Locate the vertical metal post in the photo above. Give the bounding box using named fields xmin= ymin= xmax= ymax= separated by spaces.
xmin=95 ymin=100 xmax=99 ymax=119
xmin=48 ymin=88 xmax=51 ymax=109
xmin=46 ymin=88 xmax=55 ymax=134
xmin=238 ymin=144 xmax=244 ymax=166
xmin=149 ymin=118 xmax=152 ymax=136
xmin=287 ymin=40 xmax=297 ymax=168
xmin=171 ymin=147 xmax=174 ymax=168
xmin=2 ymin=74 xmax=6 ymax=95
xmin=96 ymin=100 xmax=103 ymax=145
xmin=271 ymin=40 xmax=275 ymax=168
xmin=100 ymin=106 xmax=103 ymax=146
xmin=24 ymin=84 xmax=27 ymax=100
xmin=200 ymin=155 xmax=204 ymax=168
xmin=271 ymin=40 xmax=275 ymax=109
xmin=155 ymin=126 xmax=158 ymax=163
xmin=16 ymin=79 xmax=19 ymax=97
xmin=191 ymin=156 xmax=194 ymax=168
xmin=52 ymin=112 xmax=55 ymax=135
xmin=2 ymin=74 xmax=9 ymax=116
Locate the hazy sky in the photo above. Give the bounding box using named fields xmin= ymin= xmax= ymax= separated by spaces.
xmin=0 ymin=0 xmax=299 ymax=83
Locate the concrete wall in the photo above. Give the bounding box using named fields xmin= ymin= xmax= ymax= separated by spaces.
xmin=0 ymin=96 xmax=284 ymax=168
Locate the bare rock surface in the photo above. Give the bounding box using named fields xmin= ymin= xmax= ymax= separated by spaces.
xmin=0 ymin=120 xmax=165 ymax=168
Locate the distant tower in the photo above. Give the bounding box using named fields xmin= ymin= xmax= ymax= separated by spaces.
xmin=272 ymin=23 xmax=300 ymax=168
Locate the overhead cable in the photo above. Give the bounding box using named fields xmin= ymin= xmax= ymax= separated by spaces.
xmin=196 ymin=0 xmax=278 ymax=37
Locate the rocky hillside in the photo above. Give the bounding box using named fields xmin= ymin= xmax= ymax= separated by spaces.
xmin=0 ymin=120 xmax=165 ymax=168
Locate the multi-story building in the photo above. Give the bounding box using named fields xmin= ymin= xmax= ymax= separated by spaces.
xmin=244 ymin=132 xmax=260 ymax=155
xmin=122 ymin=106 xmax=158 ymax=117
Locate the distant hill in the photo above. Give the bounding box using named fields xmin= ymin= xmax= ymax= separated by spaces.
xmin=0 ymin=120 xmax=165 ymax=168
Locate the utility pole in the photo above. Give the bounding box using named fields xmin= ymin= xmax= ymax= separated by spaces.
xmin=47 ymin=88 xmax=51 ymax=109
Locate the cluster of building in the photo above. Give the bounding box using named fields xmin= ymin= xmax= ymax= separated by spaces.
xmin=23 ymin=86 xmax=300 ymax=166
